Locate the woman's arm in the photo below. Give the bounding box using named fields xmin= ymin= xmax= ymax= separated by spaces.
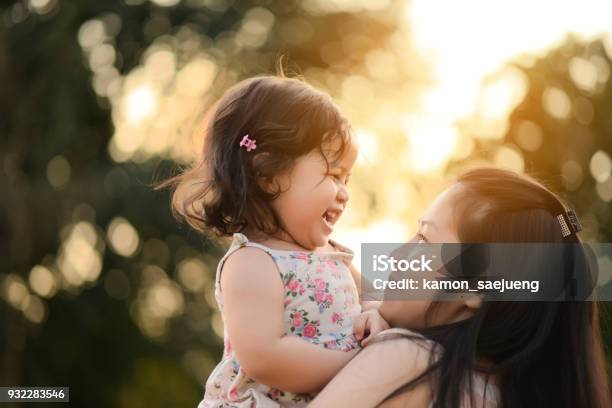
xmin=220 ymin=247 xmax=358 ymax=394
xmin=307 ymin=334 xmax=432 ymax=408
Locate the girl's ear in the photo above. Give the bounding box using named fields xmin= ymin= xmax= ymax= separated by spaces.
xmin=252 ymin=152 xmax=292 ymax=195
xmin=257 ymin=175 xmax=277 ymax=194
xmin=252 ymin=152 xmax=275 ymax=194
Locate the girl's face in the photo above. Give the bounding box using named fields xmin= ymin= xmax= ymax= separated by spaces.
xmin=269 ymin=136 xmax=358 ymax=250
xmin=378 ymin=183 xmax=481 ymax=328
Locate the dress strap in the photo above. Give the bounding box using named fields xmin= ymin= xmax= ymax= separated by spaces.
xmin=230 ymin=232 xmax=279 ymax=254
xmin=214 ymin=233 xmax=281 ymax=292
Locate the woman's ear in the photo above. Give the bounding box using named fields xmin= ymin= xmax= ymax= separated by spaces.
xmin=464 ymin=294 xmax=482 ymax=310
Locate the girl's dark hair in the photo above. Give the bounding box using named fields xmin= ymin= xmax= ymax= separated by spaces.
xmin=159 ymin=75 xmax=353 ymax=238
xmin=380 ymin=167 xmax=611 ymax=408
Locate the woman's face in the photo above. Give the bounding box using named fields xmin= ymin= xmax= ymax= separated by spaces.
xmin=378 ymin=183 xmax=481 ymax=329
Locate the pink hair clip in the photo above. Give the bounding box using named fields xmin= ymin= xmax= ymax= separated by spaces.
xmin=239 ymin=134 xmax=257 ymax=152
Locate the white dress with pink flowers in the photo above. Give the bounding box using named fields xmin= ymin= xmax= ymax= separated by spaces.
xmin=198 ymin=232 xmax=362 ymax=408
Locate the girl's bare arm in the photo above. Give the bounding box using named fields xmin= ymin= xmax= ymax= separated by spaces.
xmin=220 ymin=247 xmax=359 ymax=394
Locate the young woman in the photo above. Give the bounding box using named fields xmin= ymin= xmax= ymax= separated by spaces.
xmin=309 ymin=167 xmax=611 ymax=408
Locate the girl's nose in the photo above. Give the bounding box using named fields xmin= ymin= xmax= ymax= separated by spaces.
xmin=337 ymin=184 xmax=349 ymax=204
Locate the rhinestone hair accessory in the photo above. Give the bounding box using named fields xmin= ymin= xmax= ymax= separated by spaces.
xmin=557 ymin=209 xmax=582 ymax=238
xmin=239 ymin=134 xmax=257 ymax=152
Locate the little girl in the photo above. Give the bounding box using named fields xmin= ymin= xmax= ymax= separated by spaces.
xmin=164 ymin=75 xmax=388 ymax=407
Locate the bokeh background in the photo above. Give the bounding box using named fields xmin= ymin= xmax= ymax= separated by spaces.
xmin=1 ymin=0 xmax=612 ymax=406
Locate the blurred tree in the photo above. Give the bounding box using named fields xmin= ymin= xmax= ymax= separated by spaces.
xmin=506 ymin=36 xmax=612 ymax=376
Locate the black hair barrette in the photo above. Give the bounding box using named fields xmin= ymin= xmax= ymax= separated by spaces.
xmin=557 ymin=209 xmax=583 ymax=238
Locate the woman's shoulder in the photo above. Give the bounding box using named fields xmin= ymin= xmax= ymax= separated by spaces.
xmin=307 ymin=328 xmax=434 ymax=408
xmin=371 ymin=328 xmax=435 ymax=348
xmin=358 ymin=328 xmax=434 ymax=371
xmin=359 ymin=328 xmax=437 ymax=375
xmin=375 ymin=327 xmax=426 ymax=337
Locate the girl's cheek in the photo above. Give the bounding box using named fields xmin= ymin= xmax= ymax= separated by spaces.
xmin=303 ymin=178 xmax=337 ymax=203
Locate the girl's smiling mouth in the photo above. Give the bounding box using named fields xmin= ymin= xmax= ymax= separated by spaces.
xmin=322 ymin=208 xmax=342 ymax=231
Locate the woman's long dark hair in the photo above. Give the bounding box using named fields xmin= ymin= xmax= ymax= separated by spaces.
xmin=380 ymin=167 xmax=611 ymax=408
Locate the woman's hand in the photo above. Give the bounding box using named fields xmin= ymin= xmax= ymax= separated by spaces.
xmin=353 ymin=308 xmax=390 ymax=347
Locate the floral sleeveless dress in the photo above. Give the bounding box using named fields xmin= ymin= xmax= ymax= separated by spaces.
xmin=198 ymin=233 xmax=362 ymax=408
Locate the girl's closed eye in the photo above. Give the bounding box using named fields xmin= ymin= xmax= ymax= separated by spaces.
xmin=329 ymin=172 xmax=350 ymax=185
